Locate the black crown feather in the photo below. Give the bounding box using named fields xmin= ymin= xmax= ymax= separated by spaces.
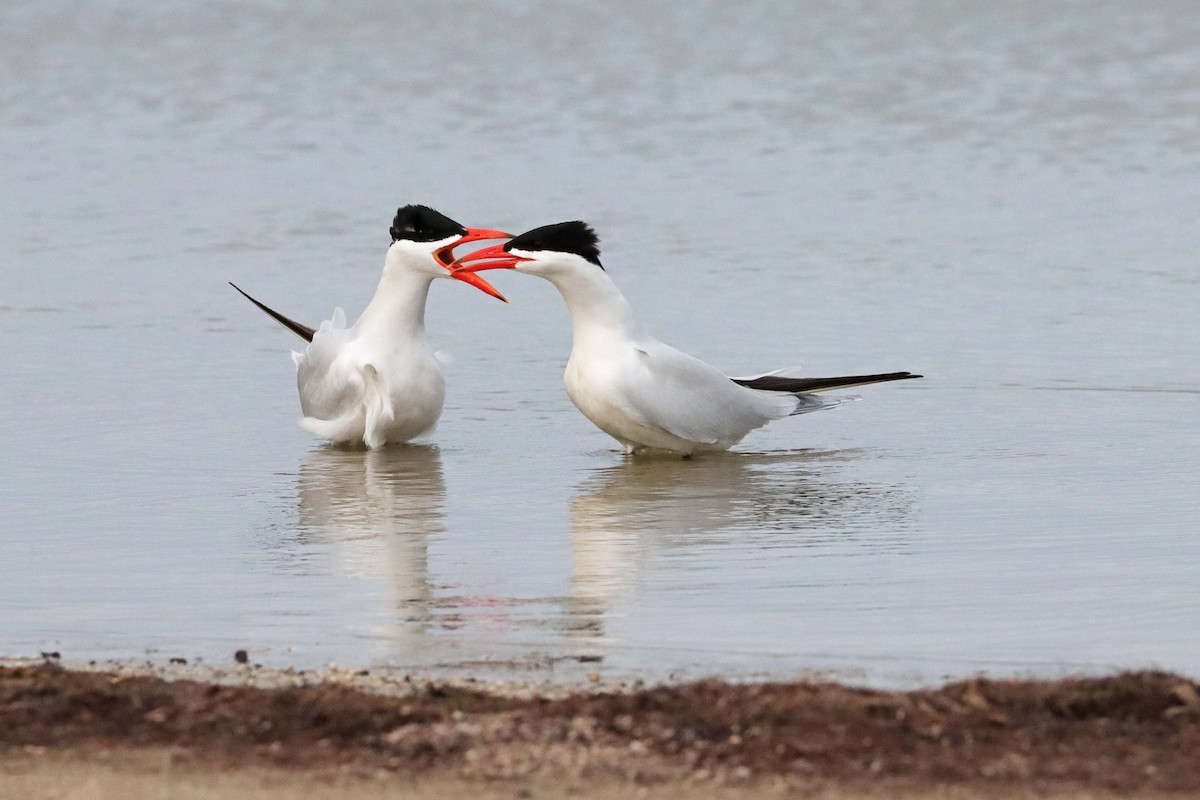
xmin=390 ymin=205 xmax=467 ymax=244
xmin=504 ymin=221 xmax=602 ymax=269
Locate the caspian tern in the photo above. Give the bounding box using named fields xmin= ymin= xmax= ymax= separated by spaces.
xmin=232 ymin=205 xmax=511 ymax=448
xmin=453 ymin=221 xmax=921 ymax=456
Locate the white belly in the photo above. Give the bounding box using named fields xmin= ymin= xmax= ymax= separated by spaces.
xmin=297 ymin=339 xmax=445 ymax=448
xmin=565 ymin=353 xmax=703 ymax=454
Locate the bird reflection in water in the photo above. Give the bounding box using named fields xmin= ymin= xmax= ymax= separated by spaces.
xmin=297 ymin=445 xmax=445 ymax=653
xmin=565 ymin=449 xmax=912 ymax=652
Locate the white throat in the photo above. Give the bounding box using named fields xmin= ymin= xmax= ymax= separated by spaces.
xmin=541 ymin=265 xmax=644 ymax=346
xmin=354 ymin=252 xmax=437 ymax=342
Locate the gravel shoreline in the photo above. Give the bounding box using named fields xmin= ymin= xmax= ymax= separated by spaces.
xmin=3 ymin=657 xmax=1199 ymax=796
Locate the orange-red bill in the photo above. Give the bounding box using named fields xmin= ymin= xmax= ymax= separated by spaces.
xmin=450 ymin=269 xmax=509 ymax=302
xmin=459 ymin=227 xmax=514 ymax=244
xmin=450 ymin=243 xmax=529 ymax=273
xmin=436 ymin=229 xmax=514 ymax=302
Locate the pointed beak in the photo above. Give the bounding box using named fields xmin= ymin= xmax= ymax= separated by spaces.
xmin=459 ymin=227 xmax=515 ymax=245
xmin=437 ymin=228 xmax=514 ymax=302
xmin=450 ymin=243 xmax=530 ymax=273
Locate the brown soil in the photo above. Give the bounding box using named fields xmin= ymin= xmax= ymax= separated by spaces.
xmin=3 ymin=663 xmax=1199 ymax=795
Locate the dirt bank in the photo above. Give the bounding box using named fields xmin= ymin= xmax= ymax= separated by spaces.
xmin=3 ymin=662 xmax=1199 ymax=797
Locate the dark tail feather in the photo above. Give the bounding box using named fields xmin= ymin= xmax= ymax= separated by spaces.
xmin=229 ymin=282 xmax=315 ymax=343
xmin=732 ymin=371 xmax=922 ymax=394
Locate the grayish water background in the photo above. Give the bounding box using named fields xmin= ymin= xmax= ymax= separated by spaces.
xmin=2 ymin=0 xmax=1198 ymax=684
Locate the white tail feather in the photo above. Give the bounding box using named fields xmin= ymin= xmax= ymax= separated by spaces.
xmin=317 ymin=307 xmax=347 ymax=336
xmin=300 ymin=411 xmax=363 ymax=443
xmin=790 ymin=394 xmax=860 ymax=416
xmin=361 ymin=364 xmax=394 ymax=449
xmin=730 ymin=364 xmax=805 ymax=381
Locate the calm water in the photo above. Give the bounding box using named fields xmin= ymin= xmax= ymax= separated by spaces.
xmin=3 ymin=1 xmax=1198 ymax=685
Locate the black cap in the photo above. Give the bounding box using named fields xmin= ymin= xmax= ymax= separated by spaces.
xmin=390 ymin=205 xmax=467 ymax=243
xmin=505 ymin=221 xmax=602 ymax=269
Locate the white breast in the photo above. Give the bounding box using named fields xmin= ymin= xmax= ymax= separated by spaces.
xmin=294 ymin=312 xmax=445 ymax=448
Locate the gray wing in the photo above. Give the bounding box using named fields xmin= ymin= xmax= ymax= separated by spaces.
xmin=616 ymin=341 xmax=797 ymax=444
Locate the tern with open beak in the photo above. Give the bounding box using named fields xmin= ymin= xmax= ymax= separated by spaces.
xmin=453 ymin=221 xmax=921 ymax=456
xmin=232 ymin=205 xmax=511 ymax=448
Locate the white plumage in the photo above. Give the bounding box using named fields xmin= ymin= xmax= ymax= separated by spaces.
xmin=453 ymin=222 xmax=919 ymax=456
xmin=544 ymin=255 xmax=825 ymax=454
xmin=291 ymin=267 xmax=447 ymax=448
xmin=233 ymin=206 xmax=510 ymax=448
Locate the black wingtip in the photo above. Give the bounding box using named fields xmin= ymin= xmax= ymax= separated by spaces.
xmin=229 ymin=282 xmax=316 ymax=343
xmin=732 ymin=371 xmax=922 ymax=393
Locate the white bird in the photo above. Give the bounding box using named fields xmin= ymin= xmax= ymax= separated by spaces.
xmin=232 ymin=205 xmax=511 ymax=448
xmin=453 ymin=221 xmax=921 ymax=456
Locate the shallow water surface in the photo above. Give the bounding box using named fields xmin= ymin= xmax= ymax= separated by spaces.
xmin=2 ymin=1 xmax=1198 ymax=685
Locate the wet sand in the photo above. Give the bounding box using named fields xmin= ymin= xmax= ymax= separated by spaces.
xmin=3 ymin=660 xmax=1198 ymax=798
